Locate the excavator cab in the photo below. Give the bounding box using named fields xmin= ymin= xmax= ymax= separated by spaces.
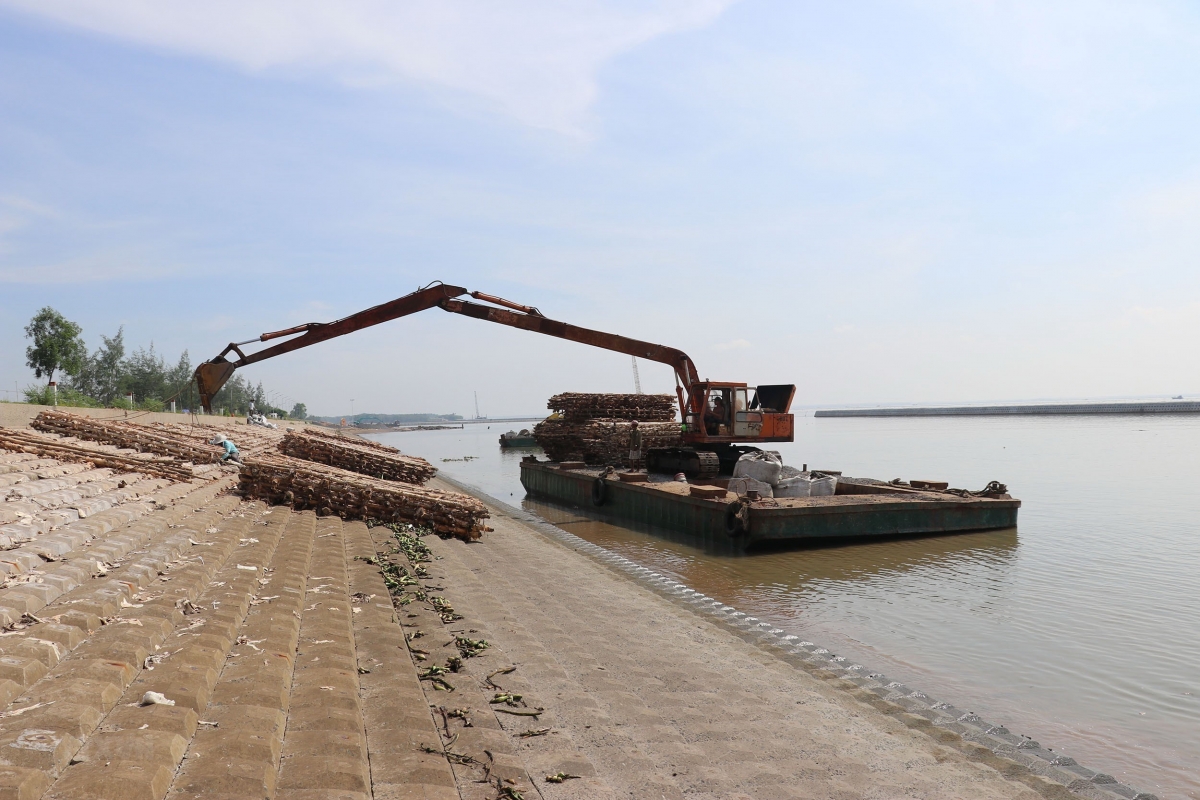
xmin=683 ymin=382 xmax=795 ymax=445
xmin=648 ymin=381 xmax=795 ymax=476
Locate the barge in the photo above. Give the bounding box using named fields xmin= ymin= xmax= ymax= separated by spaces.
xmin=519 ymin=459 xmax=1019 ymax=549
xmin=499 ymin=429 xmax=539 ymax=448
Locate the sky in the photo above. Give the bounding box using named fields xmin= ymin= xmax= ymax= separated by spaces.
xmin=3 ymin=1 xmax=1200 ymax=417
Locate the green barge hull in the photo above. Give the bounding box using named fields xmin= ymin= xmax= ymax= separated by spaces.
xmin=519 ymin=461 xmax=1019 ymax=547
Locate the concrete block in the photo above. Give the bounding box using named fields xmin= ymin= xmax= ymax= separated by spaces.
xmin=0 ymin=765 xmax=51 ymax=800
xmin=170 ymin=755 xmax=276 ymax=797
xmin=80 ymin=729 xmax=188 ymax=766
xmin=0 ymin=656 xmax=47 ymax=688
xmin=45 ymin=759 xmax=174 ymax=800
xmin=103 ymin=704 xmax=198 ymax=740
xmin=0 ymin=727 xmax=81 ymax=771
xmin=277 ymin=756 xmax=370 ymax=793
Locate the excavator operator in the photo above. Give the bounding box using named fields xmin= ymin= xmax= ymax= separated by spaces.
xmin=705 ymin=395 xmax=727 ymax=435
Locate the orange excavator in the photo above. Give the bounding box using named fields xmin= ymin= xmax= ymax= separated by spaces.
xmin=193 ymin=282 xmax=795 ymax=476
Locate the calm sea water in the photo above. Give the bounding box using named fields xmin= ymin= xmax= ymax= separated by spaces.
xmin=369 ymin=415 xmax=1200 ymax=798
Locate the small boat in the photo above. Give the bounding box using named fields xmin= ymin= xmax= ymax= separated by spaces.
xmin=499 ymin=429 xmax=539 ymax=448
xmin=519 ymin=458 xmax=1018 ymax=550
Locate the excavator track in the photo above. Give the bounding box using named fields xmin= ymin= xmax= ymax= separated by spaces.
xmin=695 ymin=450 xmax=720 ymax=477
xmin=646 ymin=448 xmax=720 ymax=478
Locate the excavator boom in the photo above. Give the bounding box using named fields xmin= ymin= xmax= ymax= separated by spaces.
xmin=195 ymin=283 xmax=468 ymax=411
xmin=194 ymin=282 xmax=701 ymax=414
xmin=193 ymin=281 xmax=795 ymax=459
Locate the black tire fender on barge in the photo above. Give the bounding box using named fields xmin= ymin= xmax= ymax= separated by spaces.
xmin=724 ymin=500 xmax=748 ymax=536
xmin=591 ymin=476 xmax=608 ymax=506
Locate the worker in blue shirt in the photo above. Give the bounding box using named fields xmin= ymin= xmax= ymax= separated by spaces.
xmin=210 ymin=435 xmax=243 ymax=465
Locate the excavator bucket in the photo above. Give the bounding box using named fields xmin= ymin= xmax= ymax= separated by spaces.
xmin=194 ymin=360 xmax=236 ymax=413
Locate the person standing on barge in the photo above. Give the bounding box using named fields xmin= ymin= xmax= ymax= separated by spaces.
xmin=628 ymin=420 xmax=643 ymax=470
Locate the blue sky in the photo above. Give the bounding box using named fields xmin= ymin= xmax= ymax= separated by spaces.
xmin=3 ymin=1 xmax=1200 ymax=416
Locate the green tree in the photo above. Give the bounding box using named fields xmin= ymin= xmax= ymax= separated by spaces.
xmin=24 ymin=307 xmax=86 ymax=385
xmin=22 ymin=384 xmax=98 ymax=407
xmin=68 ymin=327 xmax=126 ymax=405
xmin=290 ymin=402 xmax=307 ymax=420
xmin=166 ymin=350 xmax=192 ymax=398
xmin=122 ymin=342 xmax=168 ymax=404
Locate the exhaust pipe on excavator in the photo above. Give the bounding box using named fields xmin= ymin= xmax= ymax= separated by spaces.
xmin=194 ymin=360 xmax=236 ymax=414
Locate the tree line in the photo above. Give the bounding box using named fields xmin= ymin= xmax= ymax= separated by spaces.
xmin=20 ymin=307 xmax=307 ymax=418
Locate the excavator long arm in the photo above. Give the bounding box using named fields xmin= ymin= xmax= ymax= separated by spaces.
xmin=194 ymin=282 xmax=701 ymax=413
xmin=194 ymin=282 xmax=470 ymax=412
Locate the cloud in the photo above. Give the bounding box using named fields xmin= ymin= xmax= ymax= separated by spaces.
xmin=713 ymin=338 xmax=750 ymax=352
xmin=0 ymin=0 xmax=734 ymax=134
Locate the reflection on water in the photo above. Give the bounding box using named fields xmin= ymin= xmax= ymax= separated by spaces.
xmin=371 ymin=417 xmax=1200 ymax=799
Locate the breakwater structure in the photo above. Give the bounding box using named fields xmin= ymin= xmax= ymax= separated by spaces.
xmin=815 ymin=400 xmax=1200 ymax=417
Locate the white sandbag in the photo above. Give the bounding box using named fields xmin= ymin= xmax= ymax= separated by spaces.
xmin=775 ymin=472 xmax=838 ymax=498
xmin=810 ymin=473 xmax=837 ymax=496
xmin=732 ymin=451 xmax=783 ymax=485
xmin=728 ymin=477 xmax=774 ymax=498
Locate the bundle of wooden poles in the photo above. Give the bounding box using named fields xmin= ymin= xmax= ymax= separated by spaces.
xmin=31 ymin=410 xmax=219 ymax=463
xmin=0 ymin=427 xmax=195 ymax=481
xmin=533 ymin=418 xmax=682 ymax=465
xmin=21 ymin=411 xmax=485 ymax=537
xmin=301 ymin=426 xmax=398 ymax=453
xmin=238 ymin=454 xmax=487 ymax=540
xmin=278 ymin=430 xmax=436 ymax=484
xmin=547 ymin=392 xmax=676 ymax=422
xmin=150 ymin=422 xmax=284 ymax=457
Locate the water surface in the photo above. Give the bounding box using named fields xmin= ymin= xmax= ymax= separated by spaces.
xmin=370 ymin=415 xmax=1200 ymax=798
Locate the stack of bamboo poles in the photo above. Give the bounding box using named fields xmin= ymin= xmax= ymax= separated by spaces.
xmin=0 ymin=428 xmax=194 ymax=481
xmin=278 ymin=430 xmax=436 ymax=484
xmin=32 ymin=410 xmax=219 ymax=463
xmin=532 ymin=418 xmax=682 ymax=464
xmin=239 ymin=454 xmax=487 ymax=540
xmin=548 ymin=392 xmax=676 ymax=421
xmin=151 ymin=422 xmax=284 ymax=456
xmin=301 ymin=426 xmax=399 ymax=453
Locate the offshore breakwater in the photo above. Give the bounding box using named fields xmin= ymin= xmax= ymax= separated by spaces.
xmin=815 ymin=400 xmax=1200 ymax=417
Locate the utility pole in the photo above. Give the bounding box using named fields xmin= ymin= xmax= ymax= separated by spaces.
xmin=350 ymin=399 xmax=355 ymax=420
xmin=631 ymin=356 xmax=642 ymax=395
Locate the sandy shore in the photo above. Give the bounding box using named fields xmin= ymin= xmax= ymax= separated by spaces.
xmin=413 ymin=477 xmax=1051 ymax=799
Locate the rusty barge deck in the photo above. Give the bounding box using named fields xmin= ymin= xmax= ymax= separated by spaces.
xmin=519 ymin=460 xmax=1019 ymax=547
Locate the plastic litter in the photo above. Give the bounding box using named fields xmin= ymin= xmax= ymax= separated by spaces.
xmin=140 ymin=691 xmax=175 ymax=706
